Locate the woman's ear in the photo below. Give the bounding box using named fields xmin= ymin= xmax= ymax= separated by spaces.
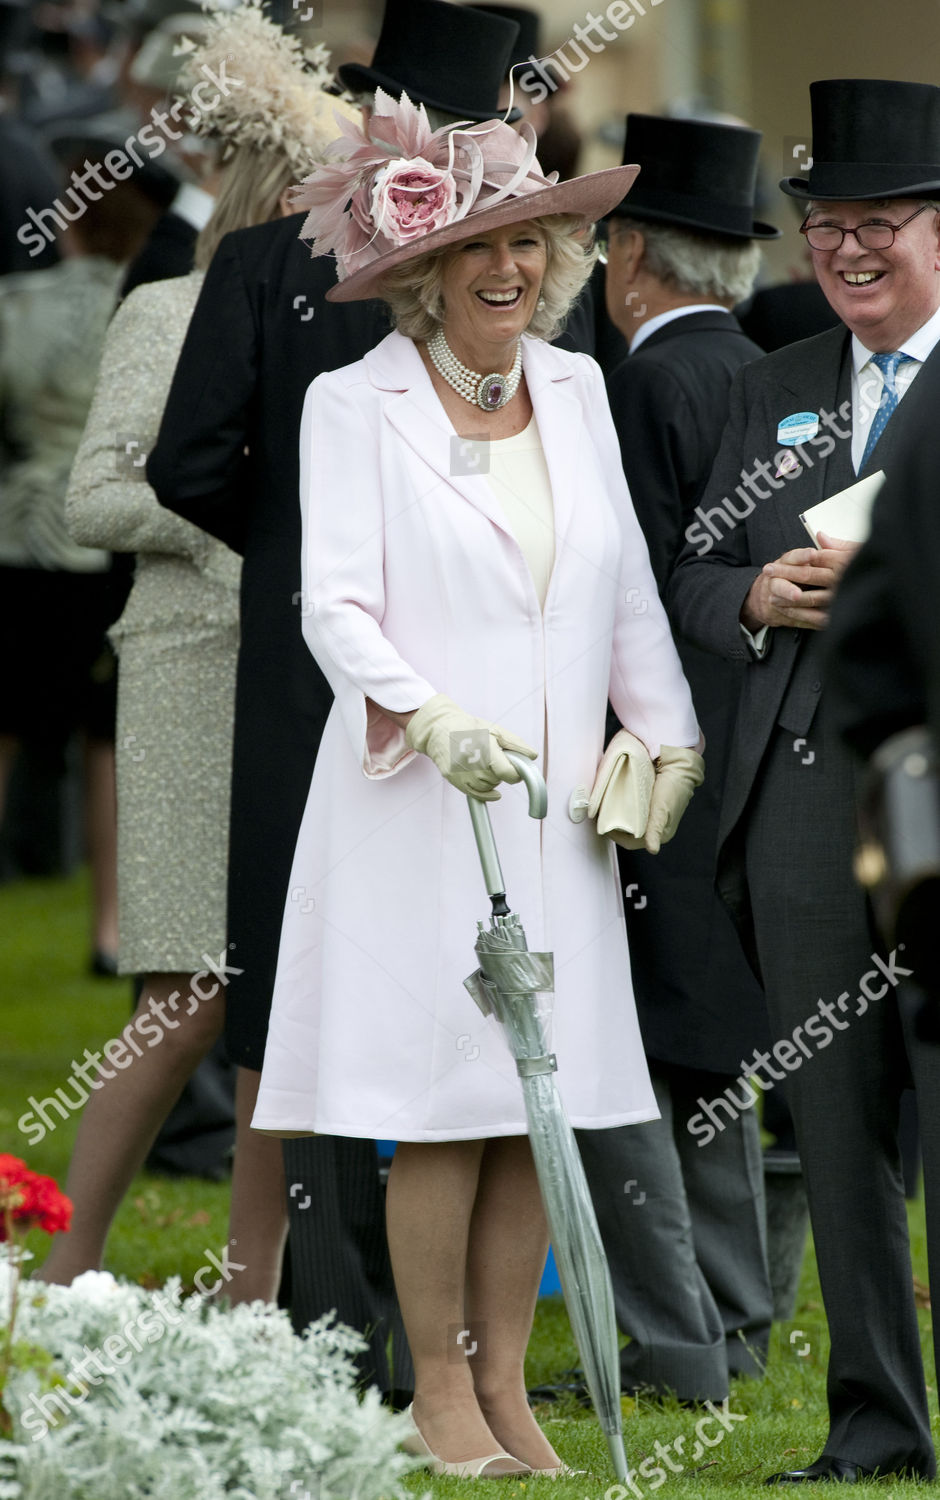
xmin=278 ymin=187 xmax=295 ymax=218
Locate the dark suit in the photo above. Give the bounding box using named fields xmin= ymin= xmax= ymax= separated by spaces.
xmin=148 ymin=213 xmax=409 ymax=1392
xmin=668 ymin=325 xmax=940 ymax=1477
xmin=826 ymin=352 xmax=940 ymax=1003
xmin=577 ymin=311 xmax=772 ymax=1401
xmin=826 ymin=346 xmax=940 ymax=759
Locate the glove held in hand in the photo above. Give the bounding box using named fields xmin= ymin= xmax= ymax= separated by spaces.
xmin=587 ymin=729 xmax=655 ymax=850
xmin=644 ymin=744 xmax=705 ymax=854
xmin=405 ymin=693 xmax=537 ymax=801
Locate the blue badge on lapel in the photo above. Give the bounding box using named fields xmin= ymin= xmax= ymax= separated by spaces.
xmin=777 ymin=411 xmax=819 ymax=446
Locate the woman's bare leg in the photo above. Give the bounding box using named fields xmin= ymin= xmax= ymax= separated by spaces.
xmin=37 ymin=974 xmax=223 ymax=1284
xmin=466 ymin=1135 xmax=561 ymax=1469
xmin=385 ymin=1139 xmax=526 ymax=1473
xmin=222 ymin=1067 xmax=288 ymax=1304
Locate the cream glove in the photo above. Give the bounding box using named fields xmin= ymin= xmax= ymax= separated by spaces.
xmin=405 ymin=693 xmax=537 ymax=801
xmin=643 ymin=745 xmax=705 ymax=853
xmin=587 ymin=729 xmax=655 ymax=850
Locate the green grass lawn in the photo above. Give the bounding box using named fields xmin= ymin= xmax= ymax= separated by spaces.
xmin=1 ymin=869 xmax=936 ymax=1497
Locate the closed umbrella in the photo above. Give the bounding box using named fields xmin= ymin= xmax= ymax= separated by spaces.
xmin=463 ymin=752 xmax=629 ymax=1482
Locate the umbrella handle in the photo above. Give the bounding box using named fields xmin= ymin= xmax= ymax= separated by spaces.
xmin=505 ymin=751 xmax=548 ymax=819
xmin=467 ymin=752 xmax=548 ymax=906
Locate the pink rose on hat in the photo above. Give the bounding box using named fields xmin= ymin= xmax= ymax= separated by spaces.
xmin=370 ymin=157 xmax=458 ymax=245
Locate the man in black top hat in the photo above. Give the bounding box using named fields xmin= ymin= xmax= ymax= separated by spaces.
xmin=147 ymin=0 xmax=525 ymax=1402
xmin=668 ymin=78 xmax=940 ymax=1483
xmin=574 ymin=114 xmax=777 ymax=1404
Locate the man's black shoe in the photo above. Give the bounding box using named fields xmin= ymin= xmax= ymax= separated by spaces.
xmin=765 ymin=1455 xmax=888 ymax=1483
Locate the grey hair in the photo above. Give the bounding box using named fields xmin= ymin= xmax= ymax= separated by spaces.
xmin=612 ymin=217 xmax=762 ymax=304
xmin=377 ymin=214 xmax=597 ymax=342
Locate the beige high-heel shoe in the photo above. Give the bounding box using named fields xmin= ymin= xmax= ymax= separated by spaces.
xmin=400 ymin=1405 xmax=532 ymax=1479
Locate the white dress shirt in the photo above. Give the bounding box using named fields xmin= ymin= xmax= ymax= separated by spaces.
xmin=850 ymin=300 xmax=940 ymax=470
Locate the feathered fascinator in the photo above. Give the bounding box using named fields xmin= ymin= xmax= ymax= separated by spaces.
xmin=291 ymin=87 xmax=642 ymax=303
xmin=177 ymin=0 xmax=358 ymax=179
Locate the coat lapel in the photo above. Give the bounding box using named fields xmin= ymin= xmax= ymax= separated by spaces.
xmin=368 ymin=330 xmax=516 ymax=540
xmin=768 ymin=328 xmax=854 ymax=541
xmin=365 ymin=329 xmax=584 ymax=564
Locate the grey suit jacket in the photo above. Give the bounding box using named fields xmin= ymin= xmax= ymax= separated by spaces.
xmin=668 ymin=324 xmax=940 ymax=874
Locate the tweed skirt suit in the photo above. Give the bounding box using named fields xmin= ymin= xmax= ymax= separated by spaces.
xmin=66 ymin=273 xmax=241 ymax=974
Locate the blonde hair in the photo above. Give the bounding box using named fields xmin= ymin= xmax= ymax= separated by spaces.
xmin=378 ymin=213 xmax=598 ymax=342
xmin=195 ymin=144 xmax=296 ymax=268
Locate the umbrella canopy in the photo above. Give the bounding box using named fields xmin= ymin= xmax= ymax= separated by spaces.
xmin=463 ymin=754 xmax=629 ymax=1482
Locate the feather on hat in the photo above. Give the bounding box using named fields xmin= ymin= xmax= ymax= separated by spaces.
xmin=178 ymin=0 xmax=357 ymax=179
xmin=292 ymin=87 xmax=640 ymax=302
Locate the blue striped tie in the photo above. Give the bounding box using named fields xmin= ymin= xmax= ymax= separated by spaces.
xmin=859 ymin=351 xmax=914 ymax=469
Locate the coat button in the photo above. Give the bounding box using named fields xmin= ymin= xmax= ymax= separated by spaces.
xmin=568 ymin=786 xmax=590 ymax=822
xmin=811 ymin=681 xmax=821 ymax=692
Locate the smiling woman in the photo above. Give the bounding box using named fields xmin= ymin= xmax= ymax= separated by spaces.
xmin=251 ymin=88 xmax=704 ymax=1478
xmin=379 ymin=216 xmax=588 ymax=345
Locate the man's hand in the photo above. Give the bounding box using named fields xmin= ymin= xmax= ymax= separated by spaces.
xmin=741 ymin=533 xmax=858 ymax=631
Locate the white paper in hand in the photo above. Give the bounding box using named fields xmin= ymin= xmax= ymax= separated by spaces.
xmin=800 ymin=470 xmax=885 ymax=548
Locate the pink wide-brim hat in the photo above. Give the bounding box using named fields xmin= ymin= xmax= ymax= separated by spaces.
xmin=323 ymin=162 xmax=640 ymax=302
xmin=292 ymin=89 xmax=640 ymax=304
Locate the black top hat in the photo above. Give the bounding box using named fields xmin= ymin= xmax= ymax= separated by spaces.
xmin=468 ymin=3 xmax=540 ymax=71
xmin=780 ymin=78 xmax=940 ymax=201
xmin=609 ymin=114 xmax=780 ymax=240
xmin=338 ymin=0 xmax=520 ymax=122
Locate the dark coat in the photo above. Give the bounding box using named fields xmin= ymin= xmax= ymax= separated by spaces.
xmin=667 ymin=325 xmax=940 ymax=934
xmin=606 ymin=310 xmax=768 ymax=1073
xmin=826 ymin=346 xmax=940 ymax=759
xmin=148 ymin=212 xmax=390 ymax=1066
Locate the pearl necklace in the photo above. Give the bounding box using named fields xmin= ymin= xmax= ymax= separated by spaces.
xmin=427 ymin=328 xmax=523 ymax=412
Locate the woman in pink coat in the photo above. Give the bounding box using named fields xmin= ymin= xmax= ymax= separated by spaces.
xmin=253 ymin=94 xmax=703 ymax=1478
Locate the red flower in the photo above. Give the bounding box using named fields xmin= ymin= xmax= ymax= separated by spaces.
xmin=0 ymin=1156 xmax=72 ymax=1239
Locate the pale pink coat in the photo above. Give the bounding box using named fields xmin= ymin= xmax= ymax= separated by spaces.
xmin=252 ymin=330 xmax=699 ymax=1141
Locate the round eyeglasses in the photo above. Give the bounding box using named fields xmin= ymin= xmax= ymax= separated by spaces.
xmin=800 ymin=202 xmax=935 ymax=250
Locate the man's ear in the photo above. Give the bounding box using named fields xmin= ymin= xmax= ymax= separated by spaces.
xmin=622 ymin=226 xmax=646 ymax=281
xmin=609 ymin=224 xmax=645 ymax=280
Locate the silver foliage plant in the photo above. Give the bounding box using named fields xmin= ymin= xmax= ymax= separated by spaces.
xmin=0 ymin=1260 xmax=421 ymax=1499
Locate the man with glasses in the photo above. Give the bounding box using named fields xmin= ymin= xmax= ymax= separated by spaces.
xmin=668 ymin=79 xmax=940 ymax=1484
